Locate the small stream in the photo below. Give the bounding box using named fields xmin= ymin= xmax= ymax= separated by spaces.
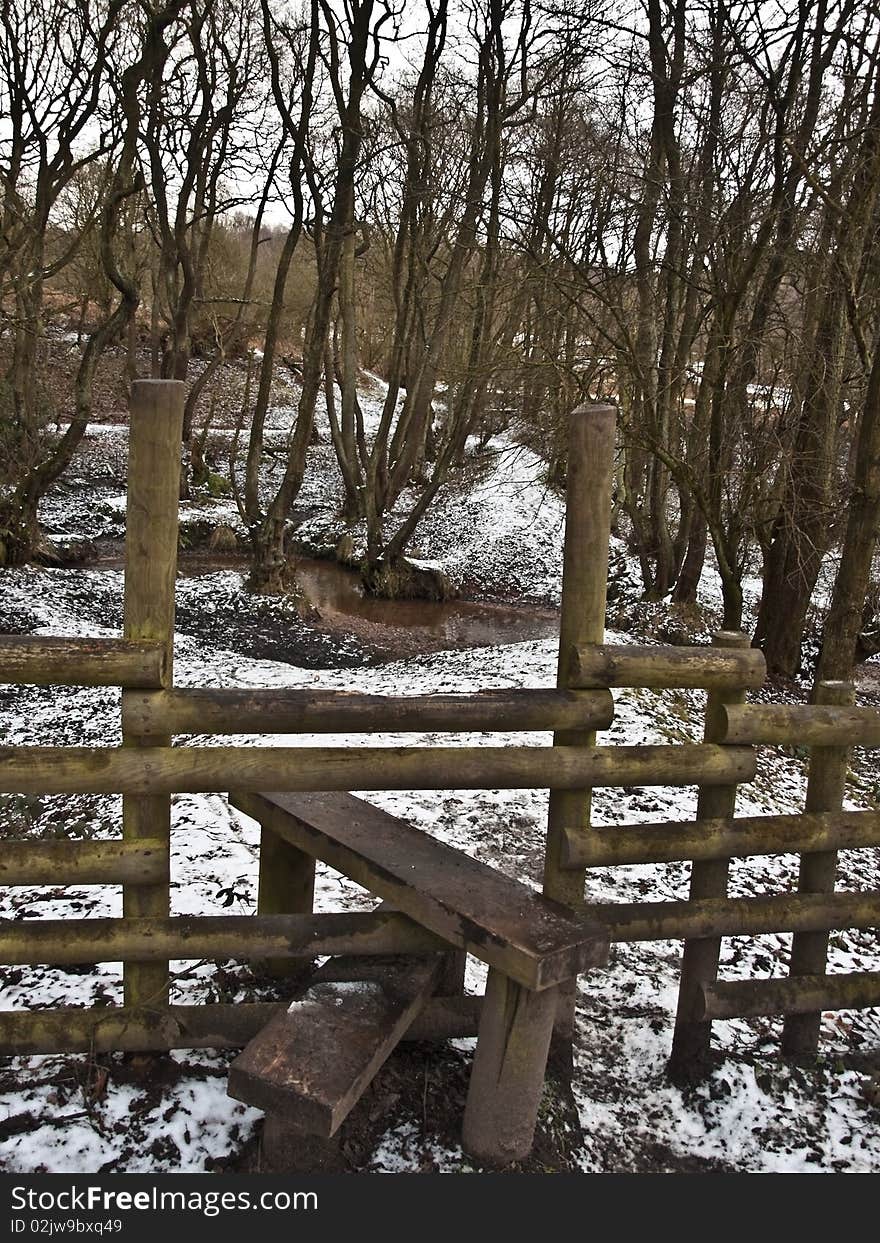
xmin=144 ymin=546 xmax=561 ymax=663
xmin=88 ymin=542 xmax=557 ymax=664
xmin=293 ymin=557 xmax=558 ymax=654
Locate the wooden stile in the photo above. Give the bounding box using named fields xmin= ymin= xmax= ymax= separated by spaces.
xmin=4 ymin=374 xmax=879 ymax=1164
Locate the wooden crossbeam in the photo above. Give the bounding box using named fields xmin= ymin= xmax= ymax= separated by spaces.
xmin=561 ymin=810 xmax=880 ymax=868
xmin=569 ymin=642 xmax=766 ymax=690
xmin=595 ymin=890 xmax=880 ymax=941
xmin=0 ymin=635 xmax=167 ymax=688
xmin=0 ymin=910 xmax=445 ymax=965
xmin=0 ymin=742 xmax=756 ymax=794
xmin=0 ymin=997 xmax=482 ymax=1057
xmin=0 ymin=839 xmax=168 ymax=886
xmin=121 ymin=687 xmax=615 ymax=736
xmin=699 ymin=971 xmax=880 ymax=1020
xmin=722 ymin=702 xmax=880 ymax=747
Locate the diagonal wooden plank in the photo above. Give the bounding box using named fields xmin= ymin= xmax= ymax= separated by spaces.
xmin=227 ymin=954 xmax=441 ymax=1136
xmin=230 ymin=790 xmax=609 ymax=990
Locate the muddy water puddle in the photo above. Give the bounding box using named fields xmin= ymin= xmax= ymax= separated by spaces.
xmin=97 ymin=544 xmax=558 ymax=660
xmin=293 ymin=558 xmax=558 ymax=657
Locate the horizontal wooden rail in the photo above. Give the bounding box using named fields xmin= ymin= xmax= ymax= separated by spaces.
xmin=561 ymin=810 xmax=880 ymax=868
xmin=0 ymin=743 xmax=756 ymax=794
xmin=0 ymin=636 xmax=167 ymax=688
xmin=698 ymin=971 xmax=880 ymax=1021
xmin=722 ymin=703 xmax=880 ymax=748
xmin=570 ymin=643 xmax=766 ymax=690
xmin=0 ymin=910 xmax=445 ymax=965
xmin=0 ymin=839 xmax=169 ymax=886
xmin=594 ymin=890 xmax=880 ymax=941
xmin=0 ymin=996 xmax=483 ymax=1057
xmin=121 ymin=687 xmax=615 ymax=736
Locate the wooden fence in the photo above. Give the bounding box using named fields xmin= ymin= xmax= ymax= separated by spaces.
xmin=0 ymin=379 xmax=878 ymax=1160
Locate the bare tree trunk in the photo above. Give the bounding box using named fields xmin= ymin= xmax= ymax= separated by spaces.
xmin=817 ymin=334 xmax=880 ymax=679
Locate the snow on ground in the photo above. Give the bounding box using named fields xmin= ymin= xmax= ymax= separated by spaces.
xmin=2 ymin=591 xmax=879 ymax=1172
xmin=1 ymin=383 xmax=879 ymax=1173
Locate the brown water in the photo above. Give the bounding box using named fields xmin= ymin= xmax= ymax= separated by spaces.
xmin=98 ymin=542 xmax=560 ymax=658
xmin=294 ymin=557 xmax=559 ymax=655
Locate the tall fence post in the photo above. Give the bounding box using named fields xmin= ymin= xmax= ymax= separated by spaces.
xmin=669 ymin=629 xmax=751 ymax=1078
xmin=122 ymin=379 xmax=184 ymax=1012
xmin=781 ymin=679 xmax=854 ymax=1058
xmin=543 ymin=402 xmax=616 ymax=1048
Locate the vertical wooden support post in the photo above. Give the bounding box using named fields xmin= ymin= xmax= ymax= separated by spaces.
xmin=434 ymin=948 xmax=467 ymax=996
xmin=462 ymin=971 xmax=559 ymax=1165
xmin=781 ymin=679 xmax=854 ymax=1058
xmin=669 ymin=629 xmax=751 ymax=1078
xmin=122 ymin=379 xmax=184 ymax=1011
xmin=257 ymin=825 xmax=316 ymax=979
xmin=543 ymin=403 xmax=617 ymax=1044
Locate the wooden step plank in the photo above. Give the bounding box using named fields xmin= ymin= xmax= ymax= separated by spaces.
xmin=227 ymin=954 xmax=441 ymax=1136
xmin=231 ymin=790 xmax=609 ymax=990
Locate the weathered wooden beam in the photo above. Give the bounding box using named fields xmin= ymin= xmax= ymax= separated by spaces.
xmin=544 ymin=402 xmax=616 ymax=1045
xmin=0 ymin=839 xmax=169 ymax=887
xmin=561 ymin=810 xmax=880 ymax=868
xmin=595 ymin=890 xmax=880 ymax=942
xmin=122 ymin=378 xmax=184 ymax=1012
xmin=121 ymin=687 xmax=615 ymax=737
xmin=699 ymin=971 xmax=880 ymax=1021
xmin=0 ymin=742 xmax=757 ymax=794
xmin=0 ymin=910 xmax=446 ymax=965
xmin=228 ymin=956 xmax=443 ymax=1136
xmin=462 ymin=971 xmax=559 ymax=1165
xmin=783 ymin=681 xmax=854 ymax=1058
xmin=257 ymin=819 xmax=316 ymax=981
xmin=570 ymin=642 xmax=766 ymax=690
xmin=0 ymin=636 xmax=168 ymax=688
xmin=0 ymin=996 xmax=483 ymax=1056
xmin=722 ymin=701 xmax=880 ymax=747
xmin=232 ymin=791 xmax=608 ymax=991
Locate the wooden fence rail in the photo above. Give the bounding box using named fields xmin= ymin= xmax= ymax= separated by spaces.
xmin=560 ymin=810 xmax=880 ymax=868
xmin=0 ymin=636 xmax=168 ymax=687
xmin=570 ymin=642 xmax=766 ymax=690
xmin=120 ymin=687 xmax=615 ymax=735
xmin=0 ymin=911 xmax=444 ymax=965
xmin=722 ymin=701 xmax=880 ymax=747
xmin=0 ymin=998 xmax=483 ymax=1057
xmin=0 ymin=742 xmax=757 ymax=794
